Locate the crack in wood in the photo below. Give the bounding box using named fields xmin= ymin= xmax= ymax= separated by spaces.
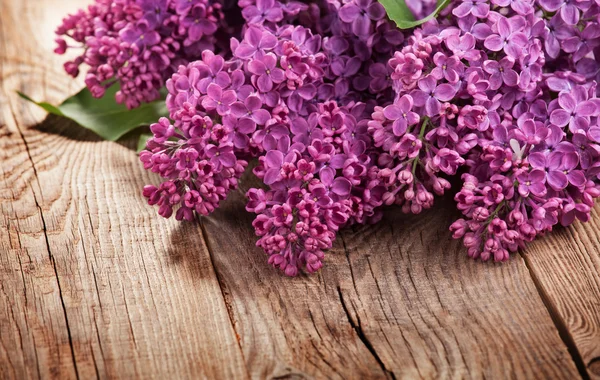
xmin=8 ymin=101 xmax=81 ymax=380
xmin=336 ymin=287 xmax=396 ymax=380
xmin=520 ymin=251 xmax=590 ymax=380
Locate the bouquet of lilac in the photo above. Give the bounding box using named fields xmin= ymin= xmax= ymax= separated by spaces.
xmin=140 ymin=0 xmax=405 ymax=275
xmin=55 ymin=0 xmax=227 ymax=109
xmin=55 ymin=0 xmax=600 ymax=275
xmin=440 ymin=1 xmax=600 ymax=261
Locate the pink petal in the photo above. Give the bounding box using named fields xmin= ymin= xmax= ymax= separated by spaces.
xmin=338 ymin=3 xmax=360 ymax=22
xmin=576 ymin=101 xmax=598 ymax=117
xmin=383 ymin=104 xmax=402 ymax=120
xmin=331 ymin=177 xmax=352 ymax=197
xmin=547 ymin=171 xmax=568 ymax=190
xmin=550 ymin=109 xmax=570 ymax=127
xmin=425 ymin=97 xmax=441 ymax=117
xmin=248 ymin=60 xmax=266 ymax=75
xmin=252 ymin=109 xmax=271 ymax=125
xmin=484 ymin=35 xmax=504 ymax=51
xmin=558 ymin=93 xmax=576 ymax=112
xmin=257 ymin=74 xmax=273 ymax=92
xmin=434 ymin=83 xmax=457 ymax=102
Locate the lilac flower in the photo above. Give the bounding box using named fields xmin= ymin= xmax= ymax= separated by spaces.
xmin=550 ymin=91 xmax=599 ymax=132
xmin=542 ymin=152 xmax=585 ymax=190
xmin=431 ymin=53 xmax=461 ymax=83
xmin=242 ymin=0 xmax=284 ymax=25
xmin=452 ymin=0 xmax=489 ymax=18
xmin=291 ymin=116 xmax=324 ymax=145
xmin=562 ymin=24 xmax=600 ymax=62
xmin=368 ymin=62 xmax=393 ymax=92
xmin=538 ymin=0 xmax=582 ymax=25
xmin=411 ymin=76 xmax=457 ymax=116
xmin=445 ymin=33 xmax=481 ymax=61
xmin=382 ymin=95 xmax=419 ymax=136
xmin=514 ymin=118 xmax=549 ymax=145
xmin=119 ymin=20 xmax=160 ymax=48
xmin=206 ymin=144 xmax=237 ymax=168
xmin=202 ymin=83 xmax=237 ymax=115
xmin=231 ymin=96 xmax=271 ymax=125
xmin=517 ymin=169 xmax=546 ymax=197
xmin=56 ymin=0 xmax=223 ymax=109
xmin=235 ymin=27 xmax=278 ymax=59
xmin=483 ymin=58 xmax=519 ymax=90
xmin=248 ymin=53 xmax=285 ymax=92
xmin=182 ymin=5 xmax=218 ymax=42
xmin=484 ymin=16 xmax=528 ymax=58
xmin=570 ymin=132 xmax=599 ymax=170
xmin=338 ymin=0 xmax=386 ymax=37
xmin=561 ymin=202 xmax=591 ymax=226
xmin=140 ymin=0 xmax=168 ymax=28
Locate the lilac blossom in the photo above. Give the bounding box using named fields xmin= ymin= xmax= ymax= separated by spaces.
xmin=550 ymin=90 xmax=599 ymax=132
xmin=128 ymin=0 xmax=600 ymax=273
xmin=55 ymin=0 xmax=225 ymax=109
xmin=484 ymin=16 xmax=528 ymax=58
xmin=141 ymin=17 xmax=401 ymax=276
xmin=411 ymin=77 xmax=457 ymax=116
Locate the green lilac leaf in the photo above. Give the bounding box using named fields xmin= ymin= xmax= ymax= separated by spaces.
xmin=17 ymin=86 xmax=168 ymax=141
xmin=380 ymin=0 xmax=451 ymax=29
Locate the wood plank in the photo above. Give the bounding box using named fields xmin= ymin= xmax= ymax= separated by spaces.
xmin=202 ymin=182 xmax=582 ymax=378
xmin=199 ymin=188 xmax=391 ymax=379
xmin=525 ymin=205 xmax=600 ymax=379
xmin=0 ymin=1 xmax=248 ymax=378
xmin=2 ymin=0 xmax=598 ymax=379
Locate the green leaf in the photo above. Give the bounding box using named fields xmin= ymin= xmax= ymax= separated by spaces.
xmin=137 ymin=132 xmax=153 ymax=153
xmin=380 ymin=0 xmax=451 ymax=30
xmin=17 ymin=85 xmax=168 ymax=141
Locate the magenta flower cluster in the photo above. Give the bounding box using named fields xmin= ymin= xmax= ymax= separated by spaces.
xmin=56 ymin=0 xmax=600 ymax=275
xmin=439 ymin=0 xmax=600 ymax=261
xmin=143 ymin=0 xmax=600 ymax=272
xmin=139 ymin=0 xmax=410 ymax=275
xmin=55 ymin=0 xmax=225 ymax=108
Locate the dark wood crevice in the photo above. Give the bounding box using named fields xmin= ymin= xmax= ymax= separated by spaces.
xmin=336 ymin=287 xmax=396 ymax=380
xmin=8 ymin=99 xmax=81 ymax=380
xmin=520 ymin=251 xmax=590 ymax=380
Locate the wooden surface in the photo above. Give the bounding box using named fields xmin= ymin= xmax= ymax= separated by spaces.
xmin=1 ymin=1 xmax=599 ymax=379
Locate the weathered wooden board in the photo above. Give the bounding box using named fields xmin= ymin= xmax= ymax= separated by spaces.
xmin=525 ymin=206 xmax=600 ymax=379
xmin=202 ymin=187 xmax=580 ymax=379
xmin=0 ymin=0 xmax=599 ymax=379
xmin=0 ymin=1 xmax=247 ymax=379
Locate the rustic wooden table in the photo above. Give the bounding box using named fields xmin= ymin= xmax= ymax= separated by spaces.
xmin=1 ymin=1 xmax=600 ymax=379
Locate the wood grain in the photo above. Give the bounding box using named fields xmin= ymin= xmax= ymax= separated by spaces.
xmin=202 ymin=186 xmax=581 ymax=379
xmin=0 ymin=0 xmax=599 ymax=379
xmin=525 ymin=205 xmax=600 ymax=379
xmin=1 ymin=1 xmax=247 ymax=379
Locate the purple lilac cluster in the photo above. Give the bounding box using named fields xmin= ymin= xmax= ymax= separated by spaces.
xmin=138 ymin=0 xmax=600 ymax=272
xmin=55 ymin=0 xmax=225 ymax=109
xmin=139 ymin=0 xmax=414 ymax=275
xmin=141 ymin=22 xmax=389 ymax=275
xmin=367 ymin=13 xmax=485 ymax=213
xmin=444 ymin=0 xmax=600 ymax=261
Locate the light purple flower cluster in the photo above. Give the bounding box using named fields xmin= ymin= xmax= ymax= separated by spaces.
xmin=55 ymin=0 xmax=225 ymax=108
xmin=249 ymin=101 xmax=385 ymax=275
xmin=367 ymin=19 xmax=484 ymax=213
xmin=141 ymin=20 xmax=391 ymax=275
xmin=136 ymin=0 xmax=600 ymax=273
xmin=442 ymin=0 xmax=600 ymax=261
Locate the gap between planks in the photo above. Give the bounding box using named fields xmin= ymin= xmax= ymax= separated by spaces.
xmin=520 ymin=250 xmax=590 ymax=380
